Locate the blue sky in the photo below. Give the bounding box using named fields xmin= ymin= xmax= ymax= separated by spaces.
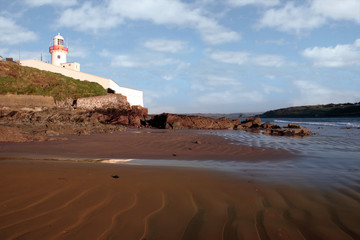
xmin=1 ymin=0 xmax=360 ymax=114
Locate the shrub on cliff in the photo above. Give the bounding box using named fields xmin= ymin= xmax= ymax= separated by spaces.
xmin=0 ymin=61 xmax=107 ymax=101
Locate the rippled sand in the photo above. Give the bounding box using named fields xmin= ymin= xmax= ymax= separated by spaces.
xmin=0 ymin=160 xmax=359 ymax=240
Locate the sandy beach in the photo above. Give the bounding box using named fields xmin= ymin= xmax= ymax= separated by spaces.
xmin=0 ymin=129 xmax=359 ymax=240
xmin=0 ymin=128 xmax=290 ymax=161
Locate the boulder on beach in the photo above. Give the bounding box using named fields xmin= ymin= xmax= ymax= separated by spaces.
xmin=240 ymin=117 xmax=261 ymax=128
xmin=263 ymin=127 xmax=312 ymax=137
xmin=148 ymin=113 xmax=236 ymax=130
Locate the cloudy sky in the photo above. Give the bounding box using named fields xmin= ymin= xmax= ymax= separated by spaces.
xmin=1 ymin=0 xmax=360 ymax=113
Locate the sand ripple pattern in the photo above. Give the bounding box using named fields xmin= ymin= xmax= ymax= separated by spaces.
xmin=1 ymin=161 xmax=359 ymax=240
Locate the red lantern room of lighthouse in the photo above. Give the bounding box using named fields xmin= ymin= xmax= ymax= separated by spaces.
xmin=49 ymin=33 xmax=68 ymax=66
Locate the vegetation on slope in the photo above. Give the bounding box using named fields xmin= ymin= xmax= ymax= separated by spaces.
xmin=259 ymin=103 xmax=360 ymax=118
xmin=0 ymin=61 xmax=107 ymax=101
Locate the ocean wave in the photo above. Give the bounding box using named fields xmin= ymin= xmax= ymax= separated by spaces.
xmin=273 ymin=119 xmax=360 ymax=128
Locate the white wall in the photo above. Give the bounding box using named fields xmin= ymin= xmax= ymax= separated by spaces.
xmin=61 ymin=62 xmax=80 ymax=72
xmin=109 ymin=81 xmax=144 ymax=107
xmin=20 ymin=59 xmax=144 ymax=107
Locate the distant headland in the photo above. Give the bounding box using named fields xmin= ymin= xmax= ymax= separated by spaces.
xmin=258 ymin=103 xmax=360 ymax=118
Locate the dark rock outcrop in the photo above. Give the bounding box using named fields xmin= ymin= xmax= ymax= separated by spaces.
xmin=147 ymin=113 xmax=312 ymax=137
xmin=1 ymin=105 xmax=312 ymax=142
xmin=263 ymin=123 xmax=312 ymax=137
xmin=148 ymin=113 xmax=236 ymax=130
xmin=94 ymin=105 xmax=148 ymax=127
xmin=0 ymin=104 xmax=148 ymax=141
xmin=239 ymin=117 xmax=261 ymax=128
xmin=261 ymin=121 xmax=281 ymax=129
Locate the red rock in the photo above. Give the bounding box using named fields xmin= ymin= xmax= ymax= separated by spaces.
xmin=148 ymin=113 xmax=236 ymax=130
xmin=241 ymin=117 xmax=261 ymax=128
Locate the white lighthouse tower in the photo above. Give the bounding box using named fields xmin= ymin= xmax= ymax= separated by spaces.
xmin=49 ymin=33 xmax=68 ymax=66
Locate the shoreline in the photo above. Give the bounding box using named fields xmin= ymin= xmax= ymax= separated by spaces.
xmin=0 ymin=128 xmax=293 ymax=162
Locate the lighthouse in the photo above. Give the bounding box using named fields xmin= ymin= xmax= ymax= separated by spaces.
xmin=20 ymin=33 xmax=143 ymax=106
xmin=48 ymin=33 xmax=80 ymax=71
xmin=49 ymin=33 xmax=68 ymax=66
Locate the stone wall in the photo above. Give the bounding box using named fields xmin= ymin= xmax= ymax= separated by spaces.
xmin=76 ymin=94 xmax=130 ymax=110
xmin=0 ymin=94 xmax=55 ymax=108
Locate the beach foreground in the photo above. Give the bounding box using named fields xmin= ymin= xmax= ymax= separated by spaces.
xmin=1 ymin=129 xmax=359 ymax=240
xmin=0 ymin=160 xmax=359 ymax=240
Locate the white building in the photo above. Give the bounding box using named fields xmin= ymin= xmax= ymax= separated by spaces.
xmin=49 ymin=33 xmax=68 ymax=67
xmin=20 ymin=33 xmax=143 ymax=107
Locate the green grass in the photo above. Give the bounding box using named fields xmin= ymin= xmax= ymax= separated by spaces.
xmin=0 ymin=62 xmax=107 ymax=101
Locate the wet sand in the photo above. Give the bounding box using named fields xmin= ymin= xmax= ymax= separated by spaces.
xmin=0 ymin=128 xmax=290 ymax=161
xmin=0 ymin=160 xmax=359 ymax=240
xmin=0 ymin=129 xmax=359 ymax=239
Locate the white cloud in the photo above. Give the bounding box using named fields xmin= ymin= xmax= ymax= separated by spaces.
xmin=111 ymin=55 xmax=139 ymax=68
xmin=209 ymin=50 xmax=249 ymax=65
xmin=196 ymin=19 xmax=240 ymax=45
xmin=261 ymin=83 xmax=283 ymax=94
xmin=144 ymin=39 xmax=188 ymax=53
xmin=258 ymin=2 xmax=325 ymax=34
xmin=209 ymin=50 xmax=285 ymax=67
xmin=261 ymin=39 xmax=289 ymax=46
xmin=258 ymin=0 xmax=360 ymax=34
xmin=109 ymin=0 xmax=241 ymax=44
xmin=302 ymin=39 xmax=360 ymax=67
xmin=66 ymin=40 xmax=90 ymax=59
xmin=111 ymin=54 xmax=178 ymax=68
xmin=191 ymin=75 xmax=242 ymax=91
xmin=197 ymin=91 xmax=239 ymax=104
xmin=67 ymin=47 xmax=87 ymax=59
xmin=227 ymin=0 xmax=280 ymax=7
xmin=57 ymin=2 xmax=122 ymax=32
xmin=58 ymin=0 xmax=240 ymax=44
xmin=206 ymin=75 xmax=242 ymax=87
xmin=252 ymin=54 xmax=284 ymax=67
xmin=145 ymin=87 xmax=178 ymax=114
xmin=197 ymin=90 xmax=263 ymax=105
xmin=24 ymin=0 xmax=77 ymax=7
xmin=291 ymin=80 xmax=360 ymax=106
xmin=311 ymin=0 xmax=360 ymax=23
xmin=242 ymin=91 xmax=264 ymax=102
xmin=0 ymin=16 xmax=37 ymax=45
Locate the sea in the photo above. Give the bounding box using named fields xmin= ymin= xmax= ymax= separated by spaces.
xmin=210 ymin=117 xmax=360 ymax=187
xmin=108 ymin=117 xmax=360 ymax=189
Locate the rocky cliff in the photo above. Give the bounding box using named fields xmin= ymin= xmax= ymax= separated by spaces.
xmin=0 ymin=105 xmax=148 ymax=142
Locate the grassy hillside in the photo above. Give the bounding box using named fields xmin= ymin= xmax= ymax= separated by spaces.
xmin=0 ymin=61 xmax=107 ymax=101
xmin=259 ymin=103 xmax=360 ymax=118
